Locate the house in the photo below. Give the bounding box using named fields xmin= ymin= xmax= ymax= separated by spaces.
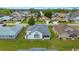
xmin=69 ymin=11 xmax=79 ymax=22
xmin=53 ymin=24 xmax=79 ymax=40
xmin=0 ymin=25 xmax=23 ymax=39
xmin=52 ymin=13 xmax=69 ymax=22
xmin=40 ymin=16 xmax=50 ymax=24
xmin=72 ymin=17 xmax=79 ymax=22
xmin=25 ymin=24 xmax=51 ymax=40
xmin=51 ymin=13 xmax=59 ymax=18
xmin=0 ymin=16 xmax=13 ymax=21
xmin=18 ymin=11 xmax=30 ymax=17
xmin=11 ymin=12 xmax=24 ymax=22
xmin=53 ymin=20 xmax=59 ymax=25
xmin=0 ymin=21 xmax=6 ymax=27
xmin=57 ymin=13 xmax=67 ymax=18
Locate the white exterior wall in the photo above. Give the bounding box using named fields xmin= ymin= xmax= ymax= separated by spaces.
xmin=27 ymin=31 xmax=43 ymax=39
xmin=0 ymin=35 xmax=16 ymax=39
xmin=43 ymin=37 xmax=50 ymax=39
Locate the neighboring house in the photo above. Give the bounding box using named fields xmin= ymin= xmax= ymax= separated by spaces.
xmin=0 ymin=21 xmax=5 ymax=27
xmin=72 ymin=17 xmax=79 ymax=22
xmin=64 ymin=13 xmax=70 ymax=22
xmin=57 ymin=13 xmax=67 ymax=18
xmin=53 ymin=24 xmax=79 ymax=40
xmin=40 ymin=16 xmax=50 ymax=24
xmin=18 ymin=11 xmax=29 ymax=17
xmin=53 ymin=20 xmax=59 ymax=25
xmin=11 ymin=12 xmax=24 ymax=22
xmin=69 ymin=11 xmax=79 ymax=22
xmin=58 ymin=13 xmax=70 ymax=22
xmin=0 ymin=16 xmax=13 ymax=21
xmin=25 ymin=24 xmax=51 ymax=40
xmin=51 ymin=13 xmax=59 ymax=18
xmin=0 ymin=14 xmax=5 ymax=17
xmin=0 ymin=25 xmax=23 ymax=39
xmin=52 ymin=13 xmax=69 ymax=22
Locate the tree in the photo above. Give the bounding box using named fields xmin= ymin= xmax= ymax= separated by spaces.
xmin=28 ymin=16 xmax=35 ymax=25
xmin=0 ymin=9 xmax=12 ymax=15
xmin=29 ymin=8 xmax=39 ymax=13
xmin=44 ymin=10 xmax=52 ymax=18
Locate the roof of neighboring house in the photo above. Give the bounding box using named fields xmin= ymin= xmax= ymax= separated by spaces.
xmin=27 ymin=24 xmax=51 ymax=36
xmin=53 ymin=24 xmax=68 ymax=34
xmin=14 ymin=11 xmax=29 ymax=17
xmin=40 ymin=16 xmax=50 ymax=21
xmin=69 ymin=11 xmax=79 ymax=19
xmin=57 ymin=13 xmax=67 ymax=17
xmin=73 ymin=11 xmax=79 ymax=16
xmin=0 ymin=16 xmax=13 ymax=21
xmin=12 ymin=12 xmax=24 ymax=20
xmin=0 ymin=25 xmax=23 ymax=36
xmin=53 ymin=24 xmax=79 ymax=36
xmin=72 ymin=17 xmax=79 ymax=21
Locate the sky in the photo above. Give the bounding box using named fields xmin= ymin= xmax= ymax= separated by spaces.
xmin=0 ymin=0 xmax=79 ymax=7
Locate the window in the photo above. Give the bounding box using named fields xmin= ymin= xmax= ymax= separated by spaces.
xmin=34 ymin=33 xmax=40 ymax=38
xmin=69 ymin=33 xmax=77 ymax=38
xmin=9 ymin=35 xmax=13 ymax=38
xmin=43 ymin=35 xmax=49 ymax=38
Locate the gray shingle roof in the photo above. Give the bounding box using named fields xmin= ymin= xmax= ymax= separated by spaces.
xmin=27 ymin=24 xmax=51 ymax=36
xmin=53 ymin=24 xmax=79 ymax=36
xmin=0 ymin=25 xmax=23 ymax=36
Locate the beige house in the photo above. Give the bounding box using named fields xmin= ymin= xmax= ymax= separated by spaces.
xmin=11 ymin=12 xmax=24 ymax=22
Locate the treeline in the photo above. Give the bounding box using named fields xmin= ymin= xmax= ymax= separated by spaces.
xmin=0 ymin=9 xmax=13 ymax=15
xmin=0 ymin=8 xmax=78 ymax=16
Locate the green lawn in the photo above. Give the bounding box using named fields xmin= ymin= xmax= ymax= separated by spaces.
xmin=6 ymin=20 xmax=18 ymax=23
xmin=21 ymin=18 xmax=28 ymax=24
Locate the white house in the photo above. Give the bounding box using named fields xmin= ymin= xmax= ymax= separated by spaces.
xmin=25 ymin=24 xmax=51 ymax=40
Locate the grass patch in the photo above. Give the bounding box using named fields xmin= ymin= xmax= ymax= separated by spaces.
xmin=21 ymin=18 xmax=28 ymax=24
